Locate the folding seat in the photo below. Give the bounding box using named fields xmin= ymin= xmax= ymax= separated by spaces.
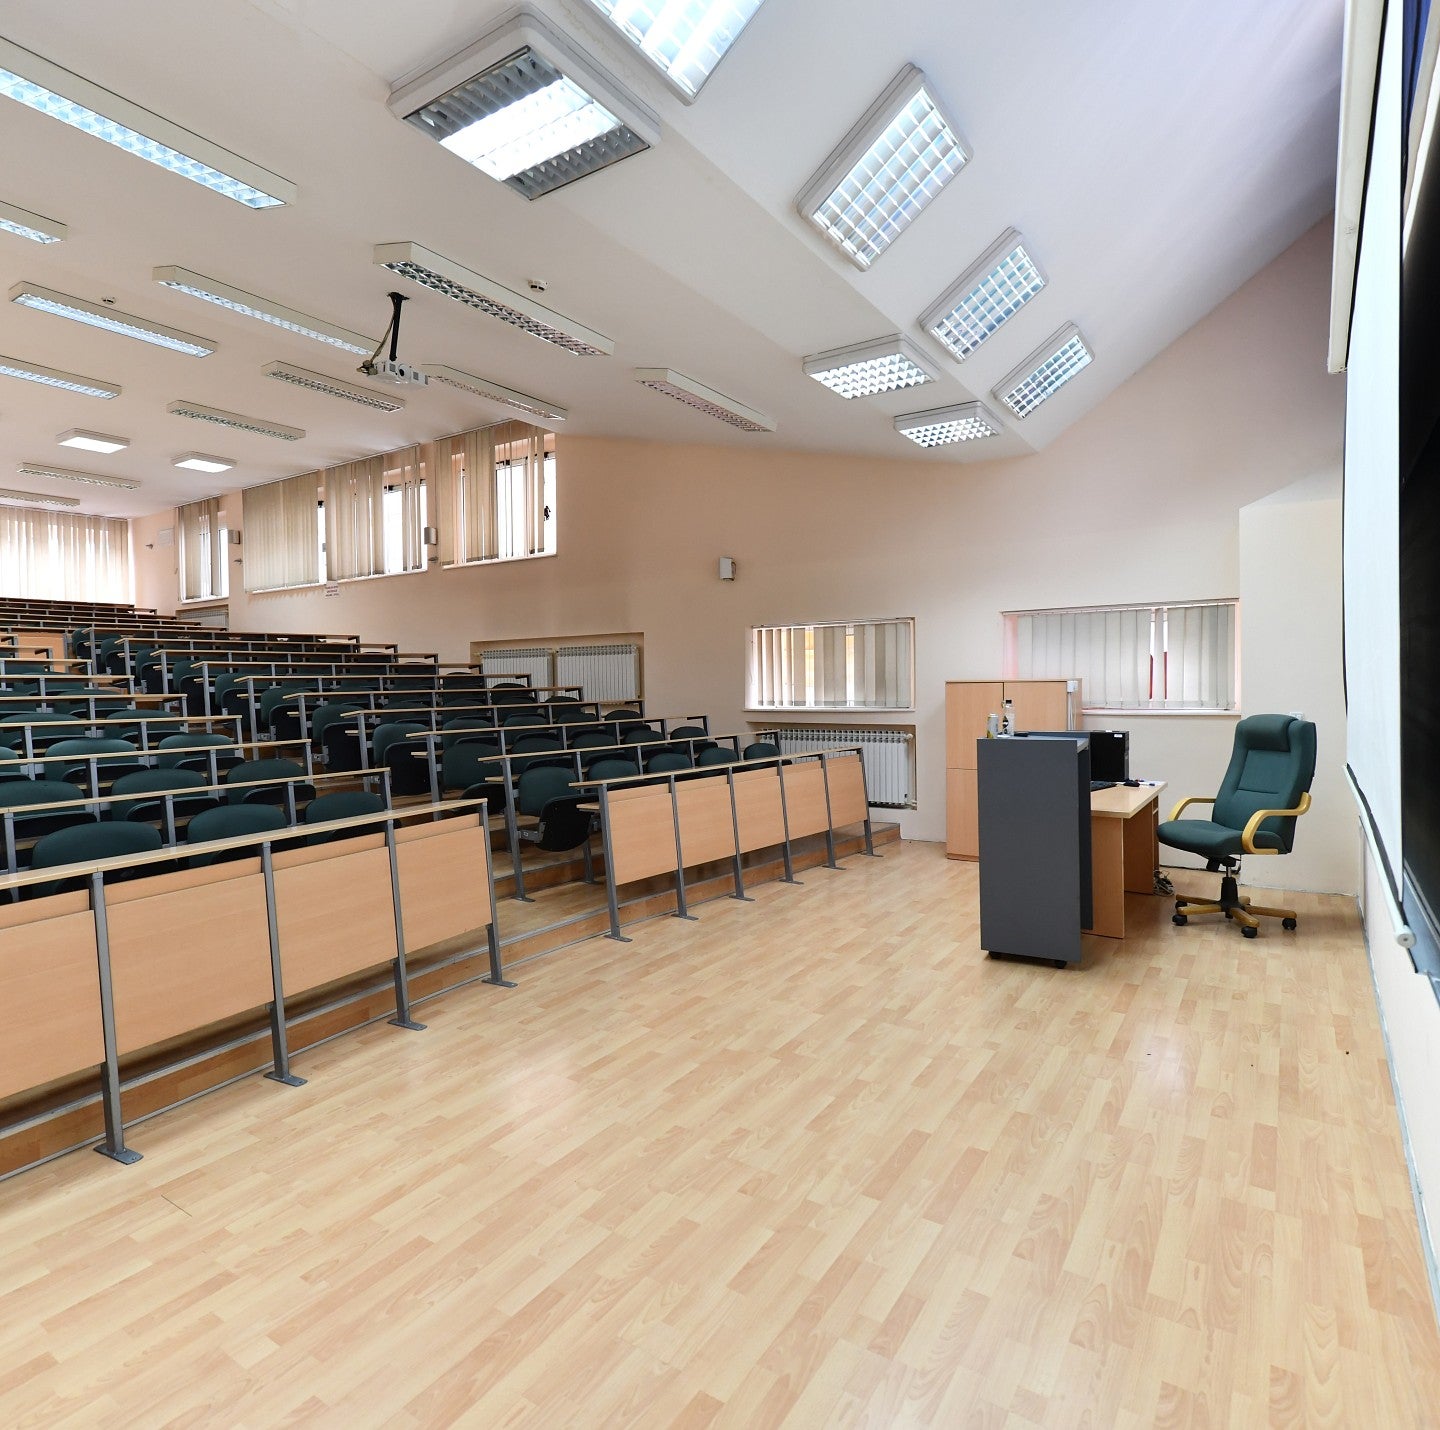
xmin=185 ymin=804 xmax=290 ymax=867
xmin=28 ymin=822 xmax=163 ymax=897
xmin=697 ymin=746 xmax=738 ymax=767
xmin=303 ymin=790 xmax=387 ymax=845
xmin=646 ymin=750 xmax=692 ymax=774
xmin=744 ymin=742 xmax=781 ymax=760
xmin=47 ymin=737 xmax=145 ymax=790
xmin=225 ymin=758 xmax=314 ymax=808
xmin=589 ymin=757 xmax=640 ymax=781
xmin=0 ymin=778 xmax=97 ymax=853
xmin=156 ymin=732 xmax=240 ymax=777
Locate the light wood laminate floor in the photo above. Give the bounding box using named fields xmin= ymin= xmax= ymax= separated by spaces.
xmin=0 ymin=841 xmax=1436 ymax=1427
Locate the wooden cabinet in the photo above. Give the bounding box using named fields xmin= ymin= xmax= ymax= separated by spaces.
xmin=944 ymin=677 xmax=1078 ymax=859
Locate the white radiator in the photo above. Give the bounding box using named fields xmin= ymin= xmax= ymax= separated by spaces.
xmin=555 ymin=643 xmax=639 ymax=703
xmin=774 ymin=727 xmax=914 ymax=808
xmin=479 ymin=647 xmax=549 ymax=688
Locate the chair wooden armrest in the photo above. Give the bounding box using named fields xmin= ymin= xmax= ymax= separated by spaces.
xmin=1241 ymin=792 xmax=1312 ymax=854
xmin=1166 ymin=795 xmax=1216 ymax=822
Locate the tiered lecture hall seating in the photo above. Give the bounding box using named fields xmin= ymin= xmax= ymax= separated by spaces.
xmin=0 ymin=601 xmax=892 ymax=1179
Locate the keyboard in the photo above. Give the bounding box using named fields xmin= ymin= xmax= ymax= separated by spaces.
xmin=1090 ymin=780 xmax=1116 ymax=791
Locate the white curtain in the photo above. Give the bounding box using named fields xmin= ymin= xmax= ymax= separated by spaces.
xmin=177 ymin=496 xmax=224 ymax=601
xmin=324 ymin=457 xmax=385 ymax=581
xmin=749 ymin=620 xmax=913 ymax=709
xmin=1015 ymin=603 xmax=1236 ymax=711
xmin=436 ymin=421 xmax=550 ymax=565
xmin=243 ymin=472 xmax=322 ymax=592
xmin=0 ymin=506 xmax=130 ymax=601
xmin=386 ymin=445 xmax=426 ymax=575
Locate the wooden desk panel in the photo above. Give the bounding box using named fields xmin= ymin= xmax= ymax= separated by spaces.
xmin=675 ymin=779 xmax=736 ymax=868
xmin=827 ymin=754 xmax=869 ymax=827
xmin=606 ymin=784 xmax=679 ymax=885
xmin=1085 ymin=783 xmax=1165 ymax=939
xmin=0 ymin=897 xmax=102 ymax=1099
xmin=733 ymin=768 xmax=786 ymax=853
xmin=393 ymin=819 xmax=493 ymax=953
xmin=782 ymin=762 xmax=829 ymax=839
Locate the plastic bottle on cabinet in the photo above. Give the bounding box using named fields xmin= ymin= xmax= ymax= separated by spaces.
xmin=1001 ymin=697 xmax=1016 ymax=735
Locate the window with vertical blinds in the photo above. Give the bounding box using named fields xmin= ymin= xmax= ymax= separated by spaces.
xmin=177 ymin=497 xmax=227 ymax=601
xmin=242 ymin=471 xmax=323 ymax=592
xmin=1009 ymin=601 xmax=1238 ymax=711
xmin=0 ymin=506 xmax=130 ymax=601
xmin=435 ymin=422 xmax=556 ymax=566
xmin=322 ymin=446 xmax=426 ymax=581
xmin=748 ymin=618 xmax=914 ymax=710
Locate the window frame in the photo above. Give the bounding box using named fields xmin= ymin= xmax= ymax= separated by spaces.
xmin=1004 ymin=599 xmax=1240 ymax=715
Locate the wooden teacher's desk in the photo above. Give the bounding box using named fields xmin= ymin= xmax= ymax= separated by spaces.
xmin=1086 ymin=781 xmax=1166 ymax=939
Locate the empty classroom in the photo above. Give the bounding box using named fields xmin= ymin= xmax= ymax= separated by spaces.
xmin=0 ymin=2 xmax=1437 ymax=1425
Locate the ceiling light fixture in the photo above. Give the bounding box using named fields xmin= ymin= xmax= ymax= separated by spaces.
xmin=167 ymin=401 xmax=303 ymax=441
xmin=153 ymin=265 xmax=371 ymax=355
xmin=57 ymin=428 xmax=128 ymax=454
xmin=18 ymin=461 xmax=140 ymax=490
xmin=0 ymin=354 xmax=119 ymax=398
xmin=802 ymin=334 xmax=938 ymax=399
xmin=797 ymin=64 xmax=968 ymax=271
xmin=894 ymin=401 xmax=1002 ymax=448
xmin=375 ymin=241 xmax=613 ymax=356
xmin=172 ymin=452 xmax=236 ymax=473
xmin=994 ymin=324 xmax=1094 ymax=419
xmin=582 ymin=0 xmax=766 ymax=101
xmin=390 ymin=8 xmax=659 ymax=200
xmin=921 ymin=230 xmax=1047 ymax=362
xmin=423 ymin=364 xmax=568 ymax=421
xmin=0 ymin=485 xmax=80 ymax=507
xmin=10 ymin=281 xmax=215 ymax=356
xmin=0 ymin=198 xmax=66 ymax=243
xmin=634 ymin=367 xmax=774 ymax=431
xmin=0 ymin=37 xmax=294 ymax=208
xmin=262 ymin=361 xmax=406 ymax=412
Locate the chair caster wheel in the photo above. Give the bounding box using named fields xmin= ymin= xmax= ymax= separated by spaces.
xmin=1172 ymin=913 xmax=1187 ymax=926
xmin=1282 ymin=917 xmax=1297 ymax=930
xmin=1242 ymin=926 xmax=1258 ymax=939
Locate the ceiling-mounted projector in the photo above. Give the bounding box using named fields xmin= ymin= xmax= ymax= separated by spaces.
xmin=360 ymin=291 xmax=429 ymax=386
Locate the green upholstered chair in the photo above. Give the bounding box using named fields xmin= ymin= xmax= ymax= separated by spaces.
xmin=110 ymin=768 xmax=220 ymax=833
xmin=185 ymin=804 xmax=289 ymax=866
xmin=28 ymin=822 xmax=163 ymax=898
xmin=744 ymin=741 xmax=780 ymax=760
xmin=1158 ymin=713 xmax=1316 ymax=938
xmin=589 ymin=757 xmax=639 ymax=782
xmin=225 ymin=757 xmax=313 ymax=806
xmin=696 ymin=745 xmax=737 ymax=767
xmin=303 ymin=790 xmax=386 ymax=845
xmin=646 ymin=750 xmax=692 ymax=774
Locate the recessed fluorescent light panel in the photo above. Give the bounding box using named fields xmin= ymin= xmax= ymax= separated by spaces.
xmin=0 ymin=485 xmax=80 ymax=507
xmin=0 ymin=198 xmax=66 ymax=244
xmin=262 ymin=361 xmax=406 ymax=412
xmin=994 ymin=324 xmax=1094 ymax=419
xmin=167 ymin=401 xmax=303 ymax=442
xmin=797 ymin=64 xmax=968 ymax=271
xmin=634 ymin=367 xmax=774 ymax=432
xmin=10 ymin=282 xmax=216 ymax=357
xmin=389 ymin=8 xmax=659 ymax=200
xmin=894 ymin=401 xmax=1002 ymax=448
xmin=153 ymin=266 xmax=371 ymax=356
xmin=423 ymin=364 xmax=568 ymax=422
xmin=803 ymin=335 xmax=938 ymax=399
xmin=173 ymin=453 xmax=236 ymax=473
xmin=57 ymin=428 xmax=128 ymax=454
xmin=583 ymin=0 xmax=766 ymax=101
xmin=375 ymin=242 xmax=613 ymax=356
xmin=0 ymin=37 xmax=294 ymax=208
xmin=18 ymin=461 xmax=140 ymax=490
xmin=921 ymin=229 xmax=1047 ymax=362
xmin=0 ymin=354 xmax=119 ymax=398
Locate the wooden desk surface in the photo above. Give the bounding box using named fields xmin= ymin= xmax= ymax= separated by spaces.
xmin=1090 ymin=780 xmax=1166 ymax=818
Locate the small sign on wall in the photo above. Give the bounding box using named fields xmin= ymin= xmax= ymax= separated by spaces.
xmin=325 ymin=583 xmax=339 ymax=598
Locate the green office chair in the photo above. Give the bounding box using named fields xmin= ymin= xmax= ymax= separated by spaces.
xmin=1158 ymin=713 xmax=1316 ymax=938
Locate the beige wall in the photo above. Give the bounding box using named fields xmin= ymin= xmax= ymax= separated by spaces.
xmin=132 ymin=220 xmax=1352 ymax=889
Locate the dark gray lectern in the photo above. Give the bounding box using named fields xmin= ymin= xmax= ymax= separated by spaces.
xmin=977 ymin=735 xmax=1093 ymax=966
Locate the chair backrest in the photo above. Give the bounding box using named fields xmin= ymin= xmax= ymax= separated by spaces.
xmin=31 ymin=822 xmax=161 ymax=868
xmin=373 ymin=721 xmax=424 ymax=762
xmin=111 ymin=768 xmax=209 ymax=796
xmin=589 ymin=758 xmax=639 ymax=781
xmin=605 ymin=709 xmax=640 ymax=721
xmin=647 ymin=750 xmax=691 ymax=774
xmin=1211 ymin=714 xmax=1317 ymax=853
xmin=669 ymin=725 xmax=707 ymax=741
xmin=304 ymin=791 xmax=386 ymax=825
xmin=503 ymin=711 xmax=547 ymax=729
xmin=744 ymin=741 xmax=780 ymax=760
xmin=697 ymin=746 xmax=737 ymax=767
xmin=569 ymin=730 xmax=614 ymax=749
xmin=46 ymin=737 xmax=138 ymax=759
xmin=185 ymin=804 xmax=289 ymax=862
xmin=157 ymin=732 xmax=235 ymax=767
xmin=622 ymin=726 xmax=660 ymax=744
xmin=442 ymin=743 xmax=502 ymax=792
xmin=225 ymin=758 xmax=307 ymax=803
xmin=0 ymin=778 xmax=91 ymax=812
xmin=312 ymin=701 xmax=363 ymax=740
xmin=517 ymin=765 xmax=576 ymax=816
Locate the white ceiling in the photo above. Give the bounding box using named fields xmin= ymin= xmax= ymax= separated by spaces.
xmin=0 ymin=0 xmax=1343 ymax=519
